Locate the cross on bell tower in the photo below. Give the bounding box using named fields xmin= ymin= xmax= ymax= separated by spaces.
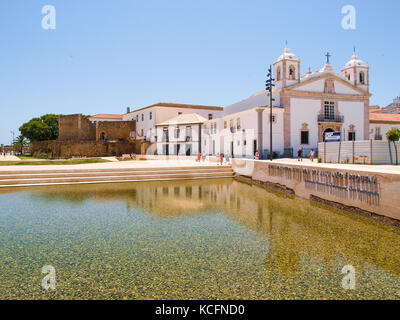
xmin=325 ymin=52 xmax=331 ymax=65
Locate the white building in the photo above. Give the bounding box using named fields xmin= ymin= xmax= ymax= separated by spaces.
xmin=155 ymin=113 xmax=206 ymax=156
xmin=123 ymin=103 xmax=223 ymax=143
xmin=369 ymin=112 xmax=400 ymax=141
xmin=202 ymin=46 xmax=371 ymax=158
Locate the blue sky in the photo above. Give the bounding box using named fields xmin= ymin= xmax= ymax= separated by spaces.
xmin=1 ymin=0 xmax=399 ymax=144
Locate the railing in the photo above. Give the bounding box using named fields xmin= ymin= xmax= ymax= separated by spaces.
xmin=317 ymin=114 xmax=344 ymax=123
xmin=374 ymin=135 xmax=383 ymax=140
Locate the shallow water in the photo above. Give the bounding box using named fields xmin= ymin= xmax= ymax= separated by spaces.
xmin=0 ymin=179 xmax=399 ymax=300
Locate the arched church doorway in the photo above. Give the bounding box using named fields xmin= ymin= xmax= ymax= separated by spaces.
xmin=323 ymin=128 xmax=334 ymax=142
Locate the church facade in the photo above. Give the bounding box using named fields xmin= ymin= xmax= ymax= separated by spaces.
xmin=202 ymin=46 xmax=371 ymax=158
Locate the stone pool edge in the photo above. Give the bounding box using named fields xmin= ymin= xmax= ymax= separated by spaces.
xmin=232 ymin=159 xmax=400 ymax=228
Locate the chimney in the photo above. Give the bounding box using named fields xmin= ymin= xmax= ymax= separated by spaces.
xmin=127 ymin=107 xmax=131 ymax=114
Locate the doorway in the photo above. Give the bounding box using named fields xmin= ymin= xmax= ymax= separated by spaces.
xmin=323 ymin=128 xmax=334 ymax=142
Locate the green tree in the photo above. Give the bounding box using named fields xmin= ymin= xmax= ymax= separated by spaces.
xmin=19 ymin=114 xmax=60 ymax=142
xmin=386 ymin=128 xmax=400 ymax=165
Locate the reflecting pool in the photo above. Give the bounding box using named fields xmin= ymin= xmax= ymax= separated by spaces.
xmin=0 ymin=179 xmax=399 ymax=299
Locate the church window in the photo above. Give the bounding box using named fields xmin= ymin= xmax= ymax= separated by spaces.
xmin=208 ymin=114 xmax=213 ymax=120
xmin=301 ymin=131 xmax=309 ymax=145
xmin=289 ymin=65 xmax=296 ymax=80
xmin=276 ymin=67 xmax=281 ymax=81
xmin=324 ymin=101 xmax=335 ymax=120
xmin=359 ymin=72 xmax=365 ymax=84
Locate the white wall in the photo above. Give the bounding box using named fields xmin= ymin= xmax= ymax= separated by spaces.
xmin=370 ymin=123 xmax=400 ymax=141
xmin=339 ymin=101 xmax=365 ymax=141
xmin=124 ymin=106 xmax=223 ymax=142
xmin=290 ymin=98 xmax=321 ymax=153
xmin=156 ymin=123 xmax=202 ymax=156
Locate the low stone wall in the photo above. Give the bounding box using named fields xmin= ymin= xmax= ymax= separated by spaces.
xmin=231 ymin=159 xmax=400 ymax=226
xmin=32 ymin=140 xmax=139 ymax=159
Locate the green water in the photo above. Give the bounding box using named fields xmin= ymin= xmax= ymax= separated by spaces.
xmin=0 ymin=179 xmax=399 ymax=300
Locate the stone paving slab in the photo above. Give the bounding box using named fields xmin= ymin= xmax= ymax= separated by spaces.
xmin=0 ymin=155 xmax=21 ymax=161
xmin=257 ymin=158 xmax=400 ymax=175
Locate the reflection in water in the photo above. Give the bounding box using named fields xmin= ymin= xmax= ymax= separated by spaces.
xmin=0 ymin=179 xmax=399 ymax=299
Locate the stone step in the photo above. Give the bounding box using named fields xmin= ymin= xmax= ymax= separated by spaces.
xmin=0 ymin=165 xmax=231 ymax=175
xmin=0 ymin=168 xmax=234 ymax=180
xmin=0 ymin=172 xmax=235 ymax=187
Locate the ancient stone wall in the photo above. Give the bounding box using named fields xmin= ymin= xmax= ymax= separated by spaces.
xmin=58 ymin=114 xmax=135 ymax=142
xmin=31 ymin=140 xmax=139 ymax=159
xmin=58 ymin=114 xmax=96 ymax=141
xmin=95 ymin=121 xmax=136 ymax=142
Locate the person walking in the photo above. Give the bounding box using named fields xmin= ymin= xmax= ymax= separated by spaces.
xmin=220 ymin=153 xmax=224 ymax=166
xmin=297 ymin=147 xmax=303 ymax=161
xmin=309 ymin=149 xmax=315 ymax=162
xmin=255 ymin=150 xmax=260 ymax=160
xmin=197 ymin=152 xmax=201 ymax=162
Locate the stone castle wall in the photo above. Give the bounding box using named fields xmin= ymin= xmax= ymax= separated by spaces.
xmin=58 ymin=114 xmax=135 ymax=142
xmin=31 ymin=140 xmax=141 ymax=159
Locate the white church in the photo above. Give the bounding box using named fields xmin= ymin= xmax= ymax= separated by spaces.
xmin=202 ymin=45 xmax=371 ymax=158
xmin=103 ymin=45 xmax=374 ymax=158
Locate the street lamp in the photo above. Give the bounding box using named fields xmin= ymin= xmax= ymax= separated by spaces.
xmin=265 ymin=65 xmax=275 ymax=161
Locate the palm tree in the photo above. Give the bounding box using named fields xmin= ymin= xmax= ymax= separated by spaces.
xmin=386 ymin=128 xmax=400 ymax=165
xmin=13 ymin=135 xmax=26 ymax=155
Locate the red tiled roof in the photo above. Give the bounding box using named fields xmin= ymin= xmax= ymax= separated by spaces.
xmin=370 ymin=112 xmax=400 ymax=123
xmin=125 ymin=103 xmax=223 ymax=114
xmin=89 ymin=114 xmax=123 ymax=119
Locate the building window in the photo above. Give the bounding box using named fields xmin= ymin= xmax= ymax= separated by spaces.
xmin=324 ymin=101 xmax=335 ymax=120
xmin=162 ymin=127 xmax=169 ymax=142
xmin=224 ymin=121 xmax=227 ymax=129
xmin=186 ymin=126 xmax=192 ymax=141
xmin=141 ymin=114 xmax=144 ymax=121
xmin=276 ymin=66 xmax=281 ymax=81
xmin=237 ymin=118 xmax=241 ymax=130
xmin=208 ymin=114 xmax=213 ymax=120
xmin=348 ymin=132 xmax=356 ymax=141
xmin=174 ymin=126 xmax=180 ymax=139
xmin=178 ymin=112 xmax=182 ymax=115
xmin=244 ymin=140 xmax=247 ymax=146
xmin=301 ymin=131 xmax=309 ymax=145
xmin=230 ymin=119 xmax=233 ymax=129
xmin=149 ymin=112 xmax=152 ymax=120
xmin=289 ymin=65 xmax=296 ymax=80
xmin=136 ymin=115 xmax=139 ymax=122
xmin=359 ymin=72 xmax=365 ymax=84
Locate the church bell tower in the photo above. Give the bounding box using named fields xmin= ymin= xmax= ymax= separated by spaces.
xmin=273 ymin=44 xmax=301 ymax=90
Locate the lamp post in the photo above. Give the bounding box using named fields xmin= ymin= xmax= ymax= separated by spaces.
xmin=265 ymin=65 xmax=275 ymax=161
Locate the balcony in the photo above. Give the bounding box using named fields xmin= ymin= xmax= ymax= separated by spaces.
xmin=318 ymin=114 xmax=344 ymax=123
xmin=374 ymin=134 xmax=383 ymax=140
